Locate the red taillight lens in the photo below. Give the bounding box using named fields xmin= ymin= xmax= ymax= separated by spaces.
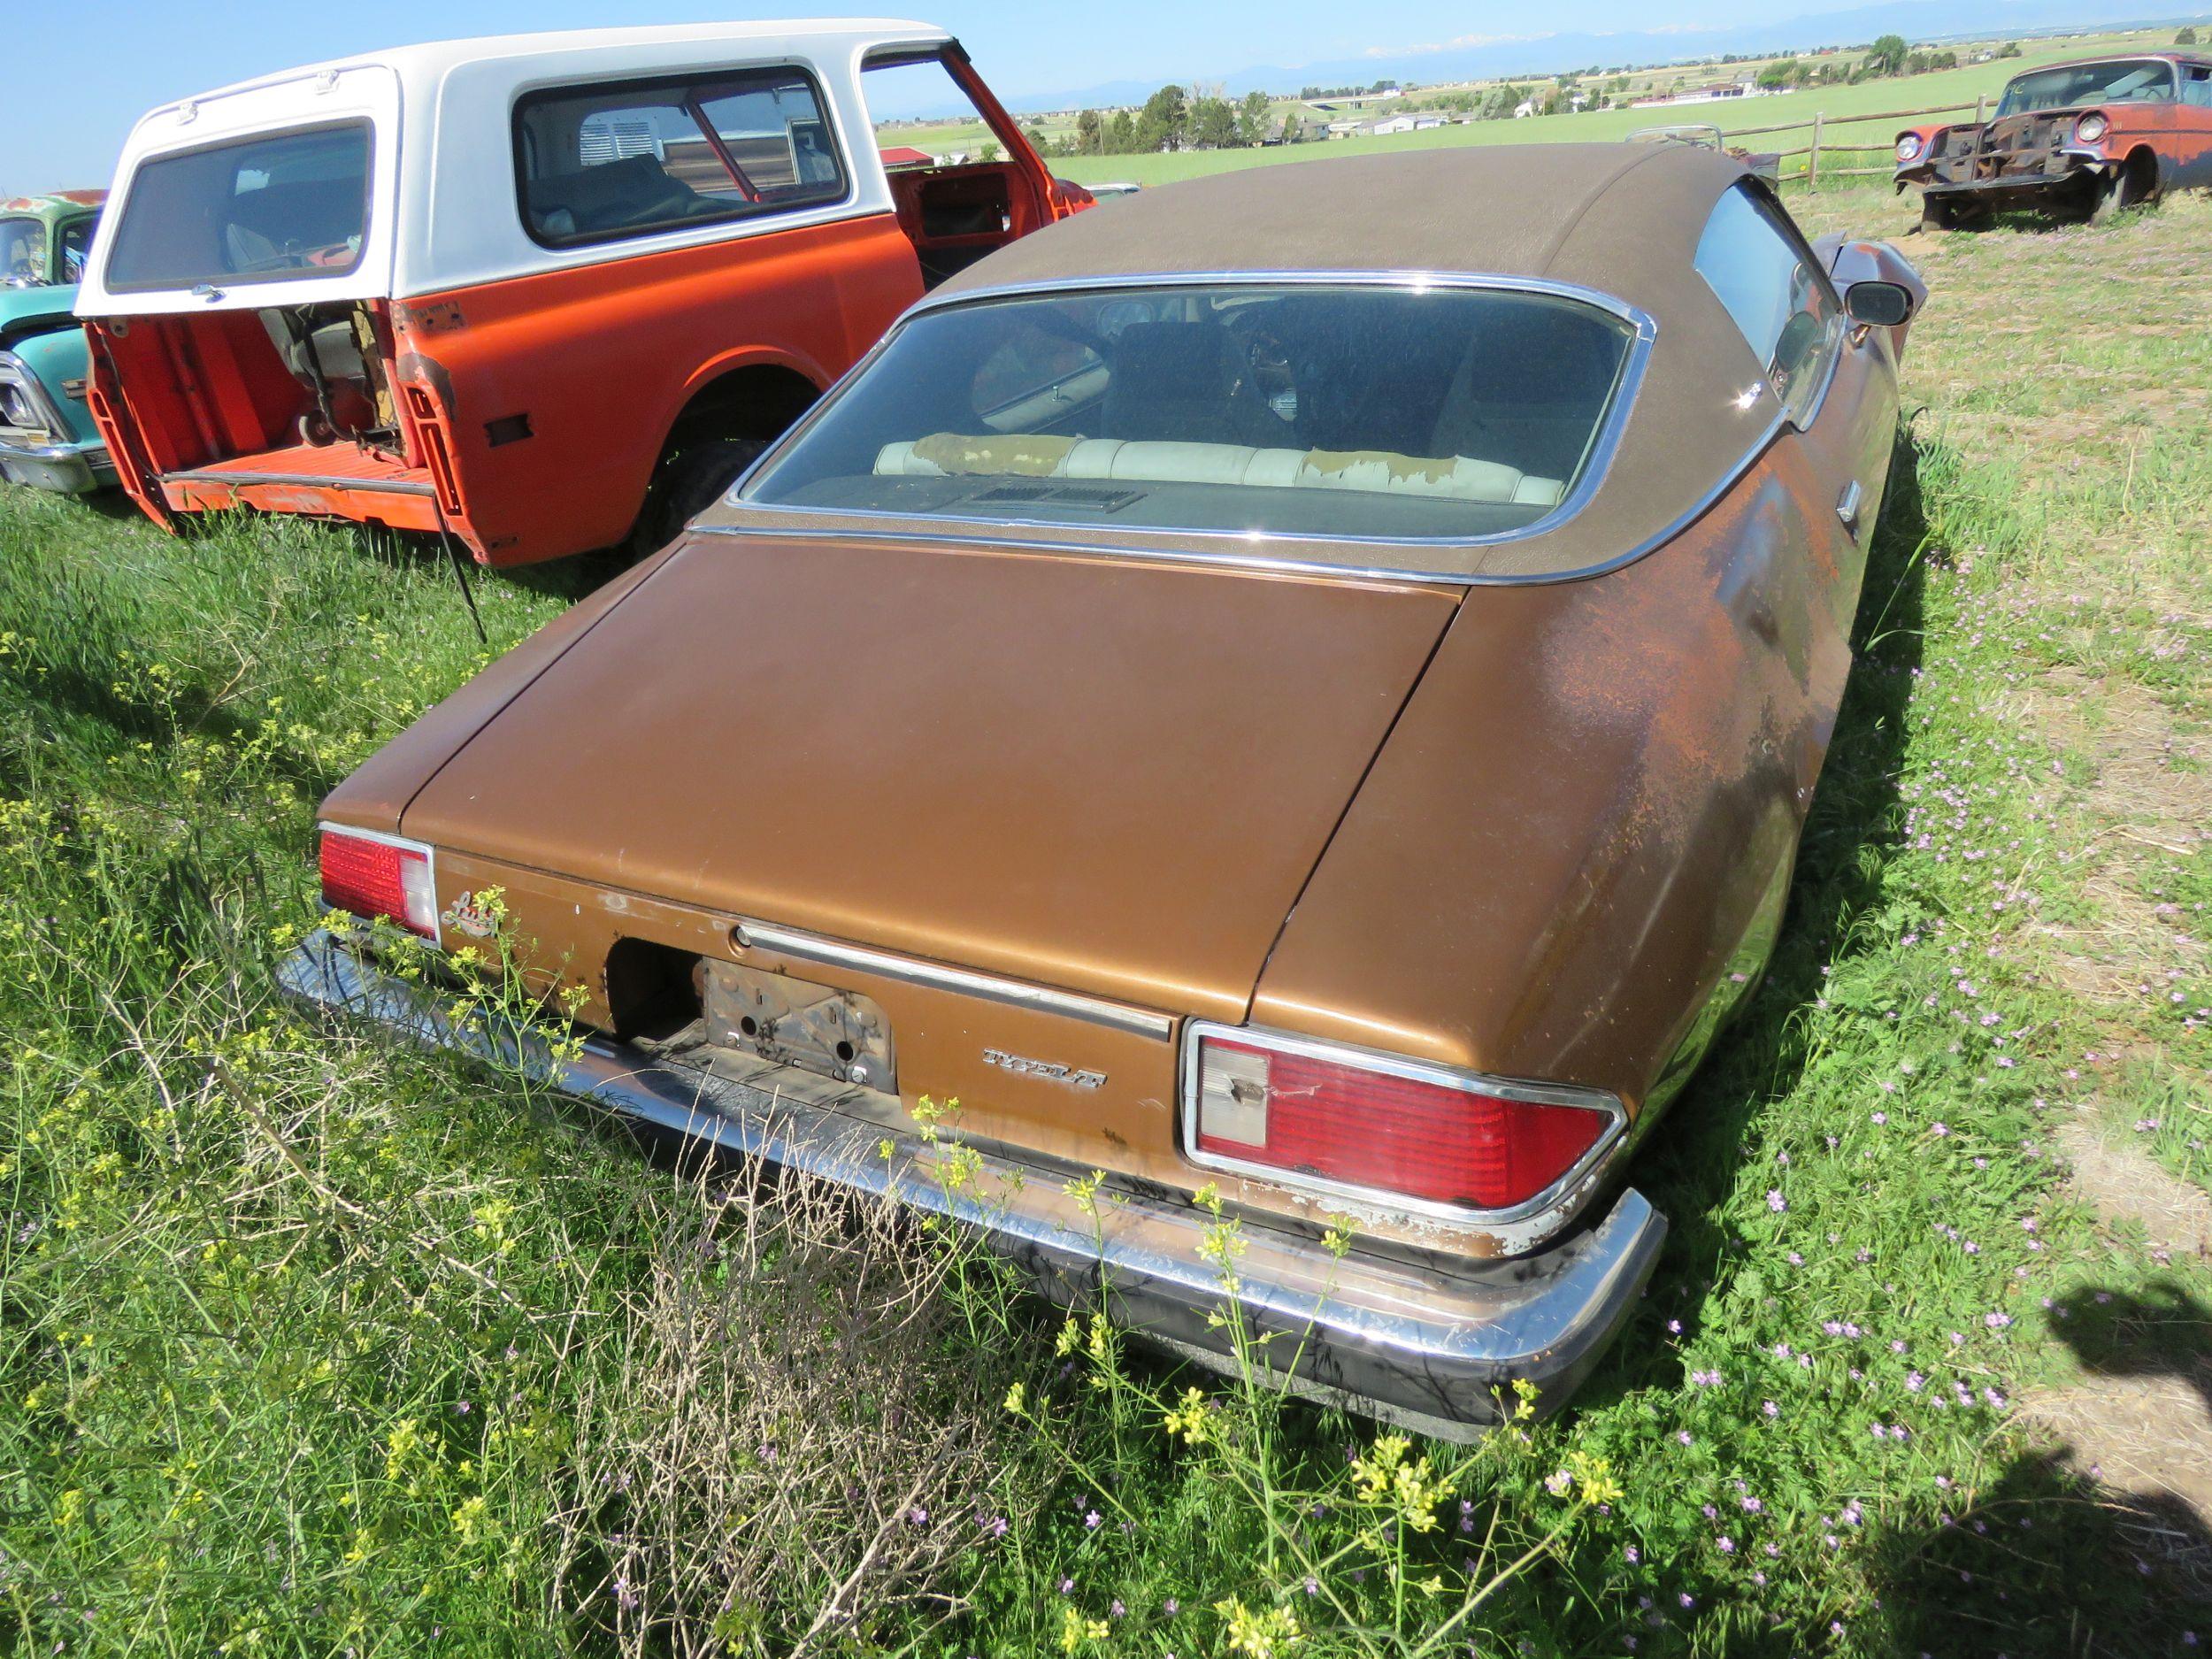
xmin=319 ymin=826 xmax=439 ymax=940
xmin=1187 ymin=1033 xmax=1616 ymax=1213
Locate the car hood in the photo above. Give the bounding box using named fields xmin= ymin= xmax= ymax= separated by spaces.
xmin=399 ymin=532 xmax=1461 ymax=1022
xmin=0 ymin=283 xmax=81 ymax=341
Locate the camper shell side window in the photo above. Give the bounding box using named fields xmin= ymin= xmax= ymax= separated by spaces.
xmin=512 ymin=65 xmax=849 ymax=250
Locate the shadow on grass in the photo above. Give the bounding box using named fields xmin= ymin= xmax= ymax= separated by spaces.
xmin=1865 ymin=1278 xmax=2212 ymax=1655
xmin=353 ymin=518 xmax=608 ymax=605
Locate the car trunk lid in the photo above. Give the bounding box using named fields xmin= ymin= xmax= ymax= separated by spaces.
xmin=399 ymin=532 xmax=1462 ymax=1023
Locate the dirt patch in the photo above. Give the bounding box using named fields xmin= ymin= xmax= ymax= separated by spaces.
xmin=2057 ymin=1112 xmax=2212 ymax=1257
xmin=2019 ymin=668 xmax=2209 ymax=1012
xmin=2014 ymin=1371 xmax=2212 ymax=1594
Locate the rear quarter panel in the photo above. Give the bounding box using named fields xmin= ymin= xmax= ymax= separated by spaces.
xmin=1250 ymin=434 xmax=1868 ymax=1121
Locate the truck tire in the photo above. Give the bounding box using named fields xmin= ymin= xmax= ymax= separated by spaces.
xmin=627 ymin=439 xmax=766 ymax=564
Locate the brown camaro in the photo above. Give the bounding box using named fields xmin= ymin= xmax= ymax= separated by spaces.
xmin=288 ymin=144 xmax=1924 ymax=1436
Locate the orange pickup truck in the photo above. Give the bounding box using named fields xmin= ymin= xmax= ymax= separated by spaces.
xmin=74 ymin=20 xmax=1090 ymax=566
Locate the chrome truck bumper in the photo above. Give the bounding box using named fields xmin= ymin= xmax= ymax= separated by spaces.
xmin=0 ymin=434 xmax=114 ymax=495
xmin=279 ymin=931 xmax=1666 ymax=1438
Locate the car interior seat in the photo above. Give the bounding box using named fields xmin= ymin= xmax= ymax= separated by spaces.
xmin=526 ymin=155 xmax=728 ymax=241
xmin=1102 ymin=322 xmax=1283 ymax=447
xmin=1428 ymin=313 xmax=1625 ymax=485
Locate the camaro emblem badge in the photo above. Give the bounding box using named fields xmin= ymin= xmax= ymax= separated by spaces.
xmin=982 ymin=1048 xmax=1106 ymax=1090
xmin=441 ymin=891 xmax=499 ymax=939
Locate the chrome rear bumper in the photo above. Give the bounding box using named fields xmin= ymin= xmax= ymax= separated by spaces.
xmin=279 ymin=931 xmax=1665 ymax=1437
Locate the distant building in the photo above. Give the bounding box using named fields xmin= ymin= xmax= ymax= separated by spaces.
xmin=877 ymin=144 xmax=934 ymax=167
xmin=1631 ymin=77 xmax=1769 ymax=109
xmin=1364 ymin=112 xmax=1447 ymax=135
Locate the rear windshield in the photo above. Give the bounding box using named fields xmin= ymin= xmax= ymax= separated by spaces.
xmin=1997 ymin=59 xmax=2177 ymax=115
xmin=741 ymin=283 xmax=1636 ymax=542
xmin=104 ymin=123 xmax=372 ymax=290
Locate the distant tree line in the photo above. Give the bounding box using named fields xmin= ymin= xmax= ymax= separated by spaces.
xmin=1021 ymin=28 xmax=2068 ymax=162
xmin=1298 ymin=80 xmax=1400 ymax=99
xmin=1034 ymin=86 xmax=1290 ymax=157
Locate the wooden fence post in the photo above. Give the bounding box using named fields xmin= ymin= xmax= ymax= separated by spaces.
xmin=1808 ymin=111 xmax=1823 ymax=190
xmin=1974 ymin=92 xmax=1987 ymax=125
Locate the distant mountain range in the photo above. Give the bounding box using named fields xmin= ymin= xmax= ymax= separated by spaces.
xmin=992 ymin=0 xmax=2212 ymax=112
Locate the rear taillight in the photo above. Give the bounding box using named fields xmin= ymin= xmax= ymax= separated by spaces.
xmin=319 ymin=825 xmax=439 ymax=941
xmin=1184 ymin=1027 xmax=1619 ymax=1216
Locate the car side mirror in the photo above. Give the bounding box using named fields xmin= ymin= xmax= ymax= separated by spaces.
xmin=1845 ymin=280 xmax=1916 ymax=327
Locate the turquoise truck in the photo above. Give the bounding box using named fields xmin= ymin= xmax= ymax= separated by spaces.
xmin=0 ymin=190 xmax=113 ymax=494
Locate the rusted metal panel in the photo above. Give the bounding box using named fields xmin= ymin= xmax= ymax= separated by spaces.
xmin=703 ymin=958 xmax=898 ymax=1094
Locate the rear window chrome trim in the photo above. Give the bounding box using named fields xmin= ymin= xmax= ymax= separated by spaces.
xmin=1178 ymin=1019 xmax=1629 ymax=1230
xmin=731 ymin=271 xmax=1656 ymax=565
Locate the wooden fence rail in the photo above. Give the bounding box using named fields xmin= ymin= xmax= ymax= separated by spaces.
xmin=1717 ymin=94 xmax=1991 ymax=189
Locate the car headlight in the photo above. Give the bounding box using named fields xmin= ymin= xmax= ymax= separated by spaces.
xmin=1895 ymin=133 xmax=1925 ymax=163
xmin=2074 ymin=111 xmax=2109 ymax=145
xmin=0 ymin=380 xmax=44 ymax=433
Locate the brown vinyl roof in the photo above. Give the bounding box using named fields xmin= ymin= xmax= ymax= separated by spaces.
xmin=722 ymin=144 xmax=1811 ymax=581
xmin=944 ymin=142 xmax=1742 ymax=315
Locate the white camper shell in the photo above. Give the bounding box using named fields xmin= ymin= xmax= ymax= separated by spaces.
xmin=77 ymin=19 xmax=960 ymax=316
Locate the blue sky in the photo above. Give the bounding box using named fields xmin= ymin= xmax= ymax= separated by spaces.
xmin=1 ymin=0 xmax=1833 ymax=191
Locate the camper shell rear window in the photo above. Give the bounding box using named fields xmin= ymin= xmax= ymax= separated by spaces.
xmin=104 ymin=121 xmax=373 ymax=291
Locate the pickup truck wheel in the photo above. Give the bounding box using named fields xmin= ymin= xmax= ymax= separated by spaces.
xmin=1917 ymin=196 xmax=1959 ymax=233
xmin=628 ymin=439 xmax=766 ymax=563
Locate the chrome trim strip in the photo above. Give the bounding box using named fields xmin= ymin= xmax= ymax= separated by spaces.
xmin=316 ymin=820 xmax=442 ymax=949
xmin=277 ymin=930 xmax=1667 ymax=1431
xmin=164 ymin=466 xmax=434 ymax=496
xmin=733 ymin=916 xmax=1173 ymax=1041
xmin=902 ymin=267 xmax=1653 ymax=327
xmin=723 ymin=271 xmax=1656 ymax=565
xmin=1178 ymin=1020 xmax=1628 ymax=1232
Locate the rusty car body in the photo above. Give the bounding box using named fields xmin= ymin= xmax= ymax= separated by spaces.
xmin=1894 ymin=51 xmax=2212 ymax=227
xmin=1628 ymin=123 xmax=1781 ymax=183
xmin=285 ymin=144 xmax=1924 ymax=1434
xmin=72 ymin=20 xmax=1089 ymax=566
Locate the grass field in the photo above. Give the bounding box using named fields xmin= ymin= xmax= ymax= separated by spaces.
xmin=3 ymin=180 xmax=2209 ymax=1655
xmin=1033 ymin=27 xmax=2200 ymax=187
